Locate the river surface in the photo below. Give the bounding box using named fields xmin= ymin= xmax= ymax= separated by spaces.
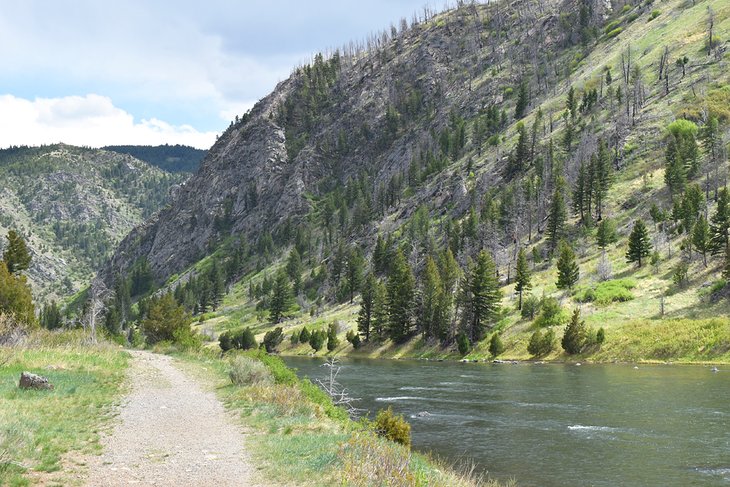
xmin=283 ymin=356 xmax=730 ymax=487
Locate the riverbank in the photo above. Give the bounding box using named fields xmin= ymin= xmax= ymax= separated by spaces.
xmin=277 ymin=316 xmax=730 ymax=366
xmin=172 ymin=347 xmax=513 ymax=487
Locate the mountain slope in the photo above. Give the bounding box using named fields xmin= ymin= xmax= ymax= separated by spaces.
xmin=0 ymin=144 xmax=186 ymax=301
xmin=103 ymin=144 xmax=206 ymax=174
xmin=98 ymin=0 xmax=730 ymax=359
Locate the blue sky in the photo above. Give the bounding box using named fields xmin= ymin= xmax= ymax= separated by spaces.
xmin=0 ymin=1 xmax=438 ymax=149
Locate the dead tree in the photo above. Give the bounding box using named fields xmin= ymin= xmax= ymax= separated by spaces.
xmin=316 ymin=358 xmax=363 ymax=419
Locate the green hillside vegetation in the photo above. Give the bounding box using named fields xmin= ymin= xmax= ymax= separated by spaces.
xmin=103 ymin=144 xmax=206 ymax=173
xmin=91 ymin=0 xmax=730 ymax=365
xmin=0 ymin=144 xmax=186 ymax=302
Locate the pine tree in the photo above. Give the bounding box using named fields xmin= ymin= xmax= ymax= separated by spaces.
xmin=462 ymin=250 xmax=502 ymax=343
xmin=515 ymin=81 xmax=529 ymax=119
xmin=547 ymin=179 xmax=567 ymax=252
xmin=326 ymin=322 xmax=339 ymax=351
xmin=506 ymin=122 xmax=530 ymax=178
xmin=269 ymin=270 xmax=293 ymax=324
xmin=2 ymin=230 xmax=32 ymax=275
xmin=556 ymin=241 xmax=580 ymax=290
xmin=562 ymin=308 xmax=586 ymax=355
xmin=692 ymin=215 xmax=711 ymax=267
xmin=573 ymin=161 xmax=588 ymax=224
xmin=420 ymin=256 xmax=444 ymax=339
xmin=372 ymin=279 xmax=388 ymax=341
xmin=0 ymin=261 xmax=35 ymax=325
xmin=566 ymin=86 xmax=577 ymax=121
xmin=626 ymin=219 xmax=652 ymax=267
xmin=386 ymin=249 xmax=415 ymax=343
xmin=373 ymin=234 xmax=388 ymax=275
xmin=345 ymin=246 xmax=365 ymax=303
xmin=285 ymin=248 xmax=303 ymax=295
xmin=723 ymin=243 xmax=730 ymax=280
xmin=40 ymin=300 xmax=63 ymax=330
xmin=592 ymin=140 xmax=612 ymax=221
xmin=514 ymin=248 xmax=531 ymax=310
xmin=596 ymin=219 xmax=618 ymax=248
xmin=299 ymin=326 xmax=310 ymax=344
xmin=710 ymin=188 xmax=729 ymax=255
xmin=357 ymin=273 xmax=376 ymax=342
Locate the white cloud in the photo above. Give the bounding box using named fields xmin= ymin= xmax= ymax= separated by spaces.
xmin=0 ymin=94 xmax=217 ymax=149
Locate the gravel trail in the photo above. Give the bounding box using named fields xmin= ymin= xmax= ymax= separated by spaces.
xmin=86 ymin=350 xmax=261 ymax=486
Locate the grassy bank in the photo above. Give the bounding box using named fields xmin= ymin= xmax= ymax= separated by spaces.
xmin=174 ymin=348 xmax=512 ymax=487
xmin=0 ymin=330 xmax=129 ymax=486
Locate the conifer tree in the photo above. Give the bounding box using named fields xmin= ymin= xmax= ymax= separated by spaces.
xmin=592 ymin=140 xmax=612 ymax=221
xmin=299 ymin=326 xmax=310 ymax=344
xmin=723 ymin=243 xmax=730 ymax=281
xmin=461 ymin=250 xmax=502 ymax=343
xmin=285 ymin=247 xmax=303 ymax=295
xmin=357 ymin=273 xmax=376 ymax=342
xmin=420 ymin=256 xmax=445 ymax=339
xmin=345 ymin=246 xmax=365 ymax=303
xmin=506 ymin=122 xmax=530 ymax=178
xmin=327 ymin=322 xmax=339 ymax=351
xmin=710 ymin=188 xmax=729 ymax=255
xmin=562 ymin=308 xmax=586 ymax=355
xmin=626 ymin=219 xmax=652 ymax=267
xmin=386 ymin=249 xmax=415 ymax=343
xmin=3 ymin=230 xmax=31 ymax=275
xmin=371 ymin=279 xmax=388 ymax=341
xmin=547 ymin=179 xmax=567 ymax=252
xmin=515 ymin=81 xmax=529 ymax=120
xmin=596 ymin=218 xmax=618 ymax=248
xmin=556 ymin=241 xmax=579 ymax=290
xmin=514 ymin=248 xmax=531 ymax=310
xmin=0 ymin=261 xmax=35 ymax=325
xmin=269 ymin=270 xmax=293 ymax=324
xmin=692 ymin=215 xmax=711 ymax=267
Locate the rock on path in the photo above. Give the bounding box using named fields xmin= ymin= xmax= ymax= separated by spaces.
xmin=86 ymin=350 xmax=261 ymax=486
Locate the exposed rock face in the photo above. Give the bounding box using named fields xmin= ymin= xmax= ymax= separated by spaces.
xmin=97 ymin=0 xmax=580 ymax=288
xmin=19 ymin=372 xmax=54 ymax=390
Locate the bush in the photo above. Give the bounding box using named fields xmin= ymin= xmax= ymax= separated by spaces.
xmin=263 ymin=327 xmax=284 ymax=352
xmin=574 ymin=279 xmax=636 ymax=305
xmin=374 ymin=407 xmax=411 ymax=447
xmin=649 ymin=9 xmax=660 ymax=20
xmin=489 ymin=333 xmax=504 ymax=356
xmin=228 ymin=355 xmax=273 ymax=386
xmin=309 ymin=329 xmax=326 ymax=352
xmin=527 ymin=328 xmax=555 ymax=357
xmin=603 ymin=20 xmax=621 ymax=34
xmin=673 ymin=261 xmax=690 ymax=287
xmin=141 ymin=294 xmax=191 ymax=345
xmin=606 ymin=27 xmax=623 ymax=38
xmin=220 ymin=327 xmax=258 ymax=352
xmin=533 ymin=297 xmax=568 ymax=328
xmin=456 ymin=332 xmax=470 ymax=355
xmin=346 ymin=329 xmax=361 ymax=349
xmin=521 ymin=294 xmax=541 ymax=320
xmin=596 ymin=327 xmax=606 ymax=345
xmin=326 ymin=322 xmax=340 ymax=352
xmin=562 ymin=309 xmax=587 ymax=355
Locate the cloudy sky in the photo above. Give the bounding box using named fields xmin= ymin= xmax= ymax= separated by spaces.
xmin=0 ymin=1 xmax=438 ymax=150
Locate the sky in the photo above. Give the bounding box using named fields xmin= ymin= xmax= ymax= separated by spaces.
xmin=0 ymin=1 xmax=439 ymax=150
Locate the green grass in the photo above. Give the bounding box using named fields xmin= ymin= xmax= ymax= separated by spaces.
xmin=175 ymin=348 xmax=510 ymax=486
xmin=0 ymin=330 xmax=129 ymax=486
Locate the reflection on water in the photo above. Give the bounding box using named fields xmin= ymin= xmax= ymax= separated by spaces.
xmin=284 ymin=357 xmax=730 ymax=487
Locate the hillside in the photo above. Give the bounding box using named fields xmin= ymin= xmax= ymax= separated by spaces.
xmin=0 ymin=144 xmax=186 ymax=302
xmin=97 ymin=0 xmax=730 ymax=361
xmin=103 ymin=144 xmax=206 ymax=174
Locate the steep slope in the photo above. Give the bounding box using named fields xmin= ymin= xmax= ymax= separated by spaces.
xmin=100 ymin=0 xmax=730 ymax=359
xmin=0 ymin=144 xmax=186 ymax=301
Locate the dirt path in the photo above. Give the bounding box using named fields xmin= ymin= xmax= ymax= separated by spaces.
xmin=85 ymin=350 xmax=261 ymax=486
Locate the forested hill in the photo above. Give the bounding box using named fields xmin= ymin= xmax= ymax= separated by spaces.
xmin=97 ymin=0 xmax=730 ymax=360
xmin=0 ymin=144 xmax=186 ymax=302
xmin=103 ymin=144 xmax=206 ymax=173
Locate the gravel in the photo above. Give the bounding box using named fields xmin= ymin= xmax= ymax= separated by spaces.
xmin=85 ymin=350 xmax=262 ymax=486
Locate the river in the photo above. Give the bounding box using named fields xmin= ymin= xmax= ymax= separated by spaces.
xmin=283 ymin=356 xmax=730 ymax=487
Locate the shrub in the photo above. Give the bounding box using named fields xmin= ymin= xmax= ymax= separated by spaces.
xmin=533 ymin=297 xmax=568 ymax=328
xmin=346 ymin=329 xmax=361 ymax=349
xmin=141 ymin=293 xmax=191 ymax=344
xmin=489 ymin=333 xmax=504 ymax=356
xmin=562 ymin=309 xmax=587 ymax=355
xmin=228 ymin=355 xmax=273 ymax=386
xmin=575 ymin=279 xmax=636 ymax=305
xmin=374 ymin=407 xmax=411 ymax=447
xmin=263 ymin=327 xmax=284 ymax=352
xmin=603 ymin=20 xmax=621 ymax=34
xmin=327 ymin=322 xmax=340 ymax=352
xmin=456 ymin=332 xmax=470 ymax=355
xmin=596 ymin=327 xmax=606 ymax=345
xmin=521 ymin=294 xmax=541 ymax=320
xmin=649 ymin=9 xmax=660 ymax=20
xmin=606 ymin=27 xmax=623 ymax=38
xmin=527 ymin=328 xmax=555 ymax=357
xmin=309 ymin=329 xmax=326 ymax=352
xmin=672 ymin=261 xmax=690 ymax=287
